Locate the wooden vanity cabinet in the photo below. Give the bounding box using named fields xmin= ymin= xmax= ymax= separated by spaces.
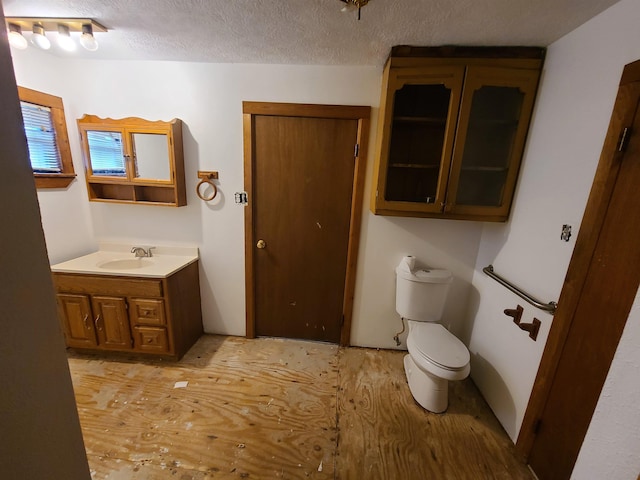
xmin=54 ymin=261 xmax=202 ymax=360
xmin=371 ymin=46 xmax=545 ymax=222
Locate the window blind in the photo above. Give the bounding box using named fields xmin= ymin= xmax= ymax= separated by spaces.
xmin=86 ymin=130 xmax=126 ymax=176
xmin=20 ymin=101 xmax=62 ymax=173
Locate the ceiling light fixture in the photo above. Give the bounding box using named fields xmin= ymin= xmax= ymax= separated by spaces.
xmin=79 ymin=23 xmax=99 ymax=51
xmin=8 ymin=23 xmax=28 ymax=50
xmin=5 ymin=17 xmax=107 ymax=53
xmin=31 ymin=23 xmax=51 ymax=50
xmin=57 ymin=24 xmax=76 ymax=51
xmin=339 ymin=0 xmax=370 ymax=20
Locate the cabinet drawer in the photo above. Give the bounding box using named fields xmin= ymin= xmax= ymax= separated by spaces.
xmin=130 ymin=298 xmax=166 ymax=326
xmin=54 ymin=274 xmax=162 ymax=297
xmin=132 ymin=326 xmax=170 ymax=353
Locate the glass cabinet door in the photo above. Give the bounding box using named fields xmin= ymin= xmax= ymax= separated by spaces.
xmin=385 ymin=84 xmax=450 ymax=203
xmin=376 ymin=66 xmax=465 ymax=213
xmin=446 ymin=66 xmax=539 ymax=217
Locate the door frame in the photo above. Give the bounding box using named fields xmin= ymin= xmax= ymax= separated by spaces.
xmin=517 ymin=60 xmax=640 ymax=461
xmin=242 ymin=102 xmax=370 ymax=346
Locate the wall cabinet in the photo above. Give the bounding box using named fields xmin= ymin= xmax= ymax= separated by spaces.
xmin=77 ymin=115 xmax=187 ymax=206
xmin=371 ymin=46 xmax=545 ymax=222
xmin=54 ymin=261 xmax=202 ymax=360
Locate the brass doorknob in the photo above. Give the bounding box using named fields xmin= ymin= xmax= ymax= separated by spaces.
xmin=256 ymin=239 xmax=266 ymax=249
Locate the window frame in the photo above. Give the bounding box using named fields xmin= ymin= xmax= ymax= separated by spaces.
xmin=18 ymin=86 xmax=76 ymax=189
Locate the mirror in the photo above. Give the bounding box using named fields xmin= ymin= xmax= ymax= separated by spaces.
xmin=86 ymin=130 xmax=126 ymax=177
xmin=132 ymin=133 xmax=171 ymax=180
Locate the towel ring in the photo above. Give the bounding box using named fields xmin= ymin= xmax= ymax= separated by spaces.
xmin=196 ymin=171 xmax=219 ymax=202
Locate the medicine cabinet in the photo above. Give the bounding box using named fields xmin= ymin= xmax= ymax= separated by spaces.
xmin=370 ymin=46 xmax=545 ymax=222
xmin=77 ymin=115 xmax=186 ymax=206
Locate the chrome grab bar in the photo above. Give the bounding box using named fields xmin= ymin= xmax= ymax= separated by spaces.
xmin=483 ymin=265 xmax=558 ymax=315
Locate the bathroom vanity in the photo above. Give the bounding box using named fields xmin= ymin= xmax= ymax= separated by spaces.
xmin=51 ymin=245 xmax=202 ymax=360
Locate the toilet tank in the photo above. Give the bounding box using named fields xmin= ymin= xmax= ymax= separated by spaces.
xmin=396 ymin=267 xmax=453 ymax=322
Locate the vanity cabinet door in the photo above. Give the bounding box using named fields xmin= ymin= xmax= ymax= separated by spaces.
xmin=91 ymin=296 xmax=132 ymax=350
xmin=57 ymin=294 xmax=97 ymax=349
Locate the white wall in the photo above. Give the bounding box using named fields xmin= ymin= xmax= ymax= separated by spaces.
xmin=13 ymin=49 xmax=97 ymax=263
xmin=11 ymin=51 xmax=483 ymax=348
xmin=467 ymin=1 xmax=640 ymax=476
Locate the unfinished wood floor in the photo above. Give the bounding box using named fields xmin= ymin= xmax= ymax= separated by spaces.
xmin=68 ymin=335 xmax=533 ymax=479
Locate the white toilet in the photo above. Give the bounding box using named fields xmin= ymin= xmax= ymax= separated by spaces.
xmin=396 ymin=260 xmax=470 ymax=413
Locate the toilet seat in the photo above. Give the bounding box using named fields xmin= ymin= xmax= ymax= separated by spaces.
xmin=407 ymin=322 xmax=470 ymax=381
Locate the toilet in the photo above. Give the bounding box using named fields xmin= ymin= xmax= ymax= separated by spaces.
xmin=396 ymin=260 xmax=470 ymax=413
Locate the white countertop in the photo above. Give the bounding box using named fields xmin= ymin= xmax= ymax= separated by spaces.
xmin=51 ymin=243 xmax=199 ymax=278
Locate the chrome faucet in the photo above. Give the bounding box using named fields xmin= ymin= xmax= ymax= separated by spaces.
xmin=131 ymin=246 xmax=155 ymax=258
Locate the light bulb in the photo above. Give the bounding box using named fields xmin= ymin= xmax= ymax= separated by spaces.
xmin=31 ymin=24 xmax=51 ymax=50
xmin=57 ymin=24 xmax=76 ymax=51
xmin=8 ymin=23 xmax=28 ymax=50
xmin=341 ymin=1 xmax=356 ymax=12
xmin=79 ymin=24 xmax=98 ymax=51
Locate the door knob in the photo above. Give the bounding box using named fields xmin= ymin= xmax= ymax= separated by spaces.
xmin=256 ymin=239 xmax=266 ymax=249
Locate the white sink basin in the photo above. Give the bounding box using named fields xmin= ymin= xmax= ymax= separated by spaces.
xmin=51 ymin=244 xmax=199 ymax=278
xmin=98 ymin=258 xmax=155 ymax=270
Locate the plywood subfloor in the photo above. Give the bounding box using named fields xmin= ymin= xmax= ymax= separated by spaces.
xmin=67 ymin=335 xmax=533 ymax=479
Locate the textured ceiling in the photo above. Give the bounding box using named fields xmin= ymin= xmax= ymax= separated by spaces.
xmin=3 ymin=0 xmax=620 ymax=65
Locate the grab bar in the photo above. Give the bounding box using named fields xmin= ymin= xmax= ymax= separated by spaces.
xmin=483 ymin=265 xmax=558 ymax=315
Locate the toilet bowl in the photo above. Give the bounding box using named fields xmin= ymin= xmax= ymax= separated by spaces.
xmin=396 ymin=259 xmax=471 ymax=413
xmin=404 ymin=321 xmax=470 ymax=412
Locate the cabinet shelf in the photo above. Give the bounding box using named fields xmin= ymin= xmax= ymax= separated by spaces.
xmin=472 ymin=118 xmax=519 ymax=127
xmin=87 ymin=182 xmax=177 ymax=205
xmin=460 ymin=166 xmax=508 ymax=172
xmin=393 ymin=116 xmax=447 ymax=126
xmin=390 ymin=163 xmax=440 ymax=169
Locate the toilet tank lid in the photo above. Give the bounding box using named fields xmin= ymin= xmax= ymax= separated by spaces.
xmin=396 ymin=268 xmax=453 ymax=283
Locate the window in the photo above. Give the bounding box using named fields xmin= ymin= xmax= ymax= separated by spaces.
xmin=18 ymin=86 xmax=76 ymax=188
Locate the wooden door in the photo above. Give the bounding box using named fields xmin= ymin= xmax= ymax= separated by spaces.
xmin=519 ymin=60 xmax=640 ymax=479
xmin=91 ymin=296 xmax=132 ymax=350
xmin=57 ymin=293 xmax=97 ymax=348
xmin=243 ymin=103 xmax=370 ymax=345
